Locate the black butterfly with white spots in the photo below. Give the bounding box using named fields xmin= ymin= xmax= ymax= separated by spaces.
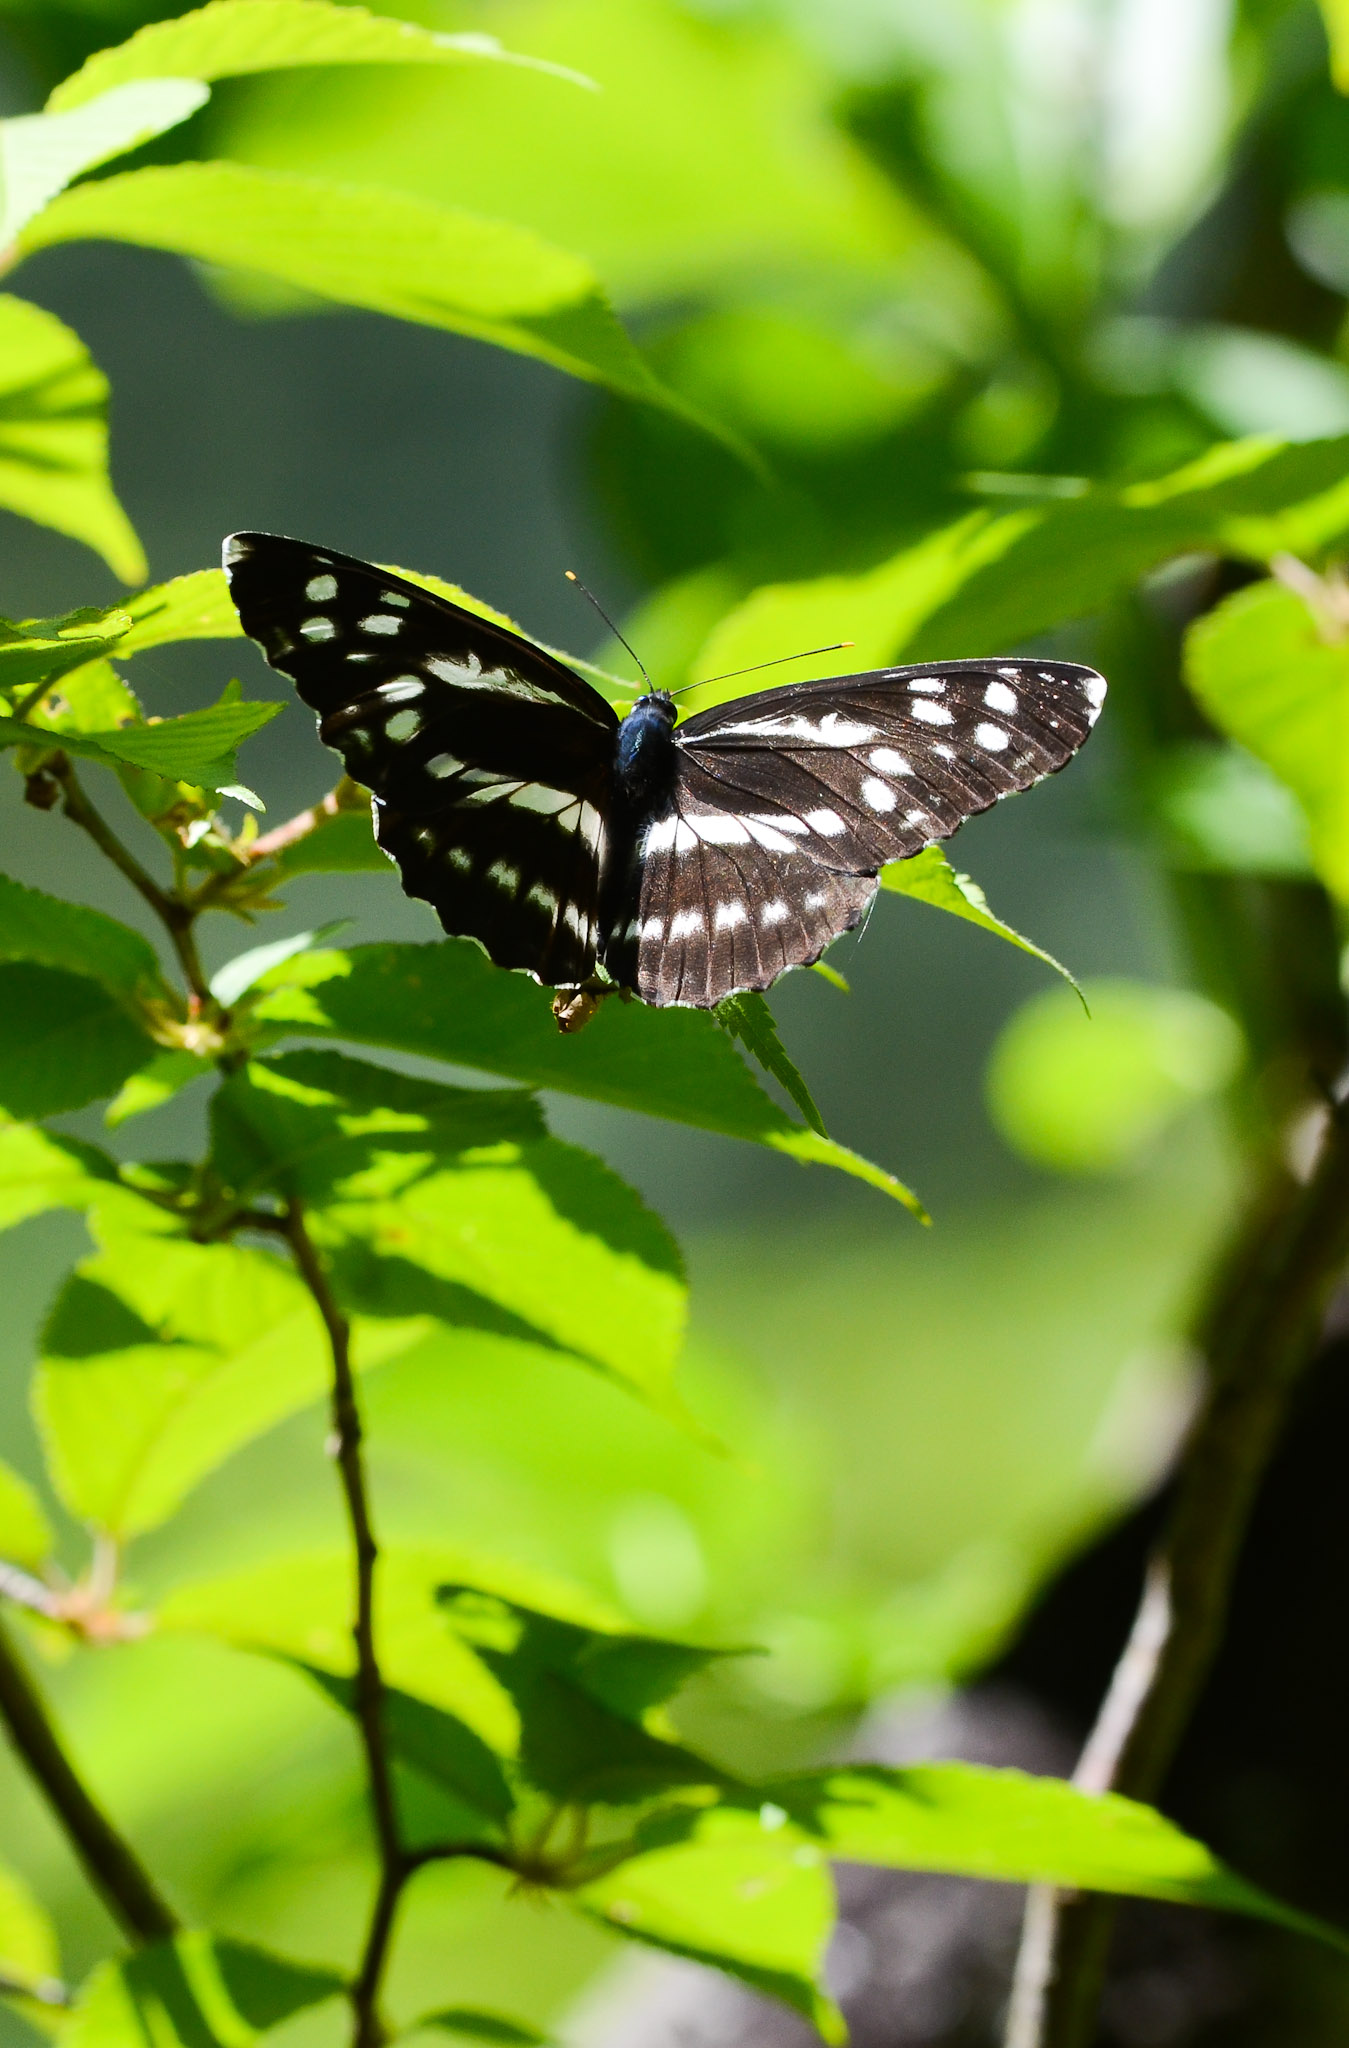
xmin=224 ymin=533 xmax=1106 ymax=1012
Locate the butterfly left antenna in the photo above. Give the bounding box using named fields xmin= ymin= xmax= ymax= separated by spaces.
xmin=565 ymin=570 xmax=653 ymax=692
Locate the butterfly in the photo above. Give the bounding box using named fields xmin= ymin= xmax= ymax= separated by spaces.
xmin=223 ymin=532 xmax=1106 ymax=1016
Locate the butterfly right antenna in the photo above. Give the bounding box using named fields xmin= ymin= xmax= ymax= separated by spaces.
xmin=565 ymin=570 xmax=654 ymax=692
xmin=670 ymin=641 xmax=854 ymax=697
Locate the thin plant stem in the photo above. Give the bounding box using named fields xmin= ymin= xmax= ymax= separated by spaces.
xmin=0 ymin=1615 xmax=179 ymax=1944
xmin=53 ymin=760 xmax=214 ymax=1008
xmin=282 ymin=1201 xmax=400 ymax=2048
xmin=1003 ymin=1109 xmax=1349 ymax=2048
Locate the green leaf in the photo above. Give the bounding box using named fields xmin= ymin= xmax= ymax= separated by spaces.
xmin=0 ymin=602 xmax=130 ymax=702
xmin=577 ymin=1804 xmax=841 ymax=2042
xmin=0 ymin=82 xmax=208 ymax=245
xmin=0 ymin=296 xmax=144 ymax=581
xmin=714 ymin=992 xmax=826 ymax=1139
xmin=0 ymin=874 xmax=169 ymax=1003
xmin=693 ymin=435 xmax=1349 ymax=693
xmin=248 ymin=943 xmax=918 ymax=1208
xmin=759 ymin=1764 xmax=1349 ymax=1948
xmin=30 ymin=657 xmax=139 ymax=735
xmin=417 ymin=2014 xmax=549 ymax=2048
xmin=48 ymin=0 xmax=593 ymax=111
xmin=18 ymin=165 xmax=719 ymax=432
xmin=272 ymin=807 xmax=390 ymax=877
xmin=986 ymin=979 xmax=1244 ymax=1174
xmin=160 ymin=1546 xmax=631 ymax=1752
xmin=1184 ymin=578 xmax=1349 ymax=904
xmin=0 ymin=693 xmax=283 ymax=794
xmin=64 ymin=1935 xmax=342 ymax=2048
xmin=118 ymin=569 xmax=242 ymax=657
xmin=0 ymin=1862 xmax=60 ymax=1999
xmin=0 ymin=1460 xmax=54 ymax=1568
xmin=1320 ymin=0 xmax=1349 ymax=91
xmin=33 ymin=1213 xmax=421 ymax=1537
xmin=105 ymin=1049 xmax=212 ymax=1127
xmin=316 ymin=1132 xmax=689 ymax=1415
xmin=0 ymin=1116 xmax=119 ymax=1232
xmin=880 ymin=846 xmax=1080 ymax=995
xmin=296 ymin=1662 xmax=515 ymax=1828
xmin=0 ymin=964 xmax=156 ymax=1117
xmin=208 ymin=1050 xmax=544 ymax=1208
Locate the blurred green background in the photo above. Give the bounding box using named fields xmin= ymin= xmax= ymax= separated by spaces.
xmin=3 ymin=0 xmax=1344 ymax=2036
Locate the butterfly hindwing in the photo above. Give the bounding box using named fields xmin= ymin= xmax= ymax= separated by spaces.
xmin=224 ymin=533 xmax=616 ymax=984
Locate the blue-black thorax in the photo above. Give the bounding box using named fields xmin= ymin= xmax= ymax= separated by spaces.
xmin=614 ymin=691 xmax=677 ymax=809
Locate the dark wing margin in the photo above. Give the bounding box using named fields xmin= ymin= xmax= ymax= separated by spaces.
xmin=606 ymin=657 xmax=1104 ymax=1006
xmin=223 ymin=531 xmax=617 ymax=988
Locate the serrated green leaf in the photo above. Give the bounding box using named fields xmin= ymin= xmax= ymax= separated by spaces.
xmin=714 ymin=991 xmax=826 ymax=1139
xmin=118 ymin=569 xmax=242 ymax=656
xmin=693 ymin=434 xmax=1349 ymax=695
xmin=48 ymin=0 xmax=592 ymax=112
xmin=33 ymin=1217 xmax=420 ymax=1537
xmin=209 ymin=1050 xmax=544 ymax=1208
xmin=0 ymin=1116 xmax=119 ymax=1231
xmin=248 ymin=942 xmax=917 ymax=1208
xmin=32 ymin=656 xmax=139 ymax=734
xmin=0 ymin=1863 xmax=59 ymax=1998
xmin=0 ymin=295 xmax=144 ymax=581
xmin=881 ymin=846 xmax=1080 ymax=995
xmin=0 ymin=81 xmax=208 ymax=245
xmin=0 ymin=693 xmax=283 ymax=794
xmin=271 ymin=805 xmax=389 ymax=877
xmin=64 ymin=1935 xmax=342 ymax=2048
xmin=0 ymin=874 xmax=169 ymax=1003
xmin=0 ymin=601 xmax=130 ymax=703
xmin=758 ymin=1764 xmax=1349 ymax=1949
xmin=160 ymin=1547 xmax=630 ymax=1752
xmin=0 ymin=1461 xmax=53 ymax=1569
xmin=0 ymin=964 xmax=155 ymax=1117
xmin=17 ymin=165 xmax=721 ymax=434
xmin=1184 ymin=579 xmax=1349 ymax=904
xmin=577 ymin=1804 xmax=841 ymax=2042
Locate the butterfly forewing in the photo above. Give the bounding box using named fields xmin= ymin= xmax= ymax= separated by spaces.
xmin=224 ymin=533 xmax=616 ymax=984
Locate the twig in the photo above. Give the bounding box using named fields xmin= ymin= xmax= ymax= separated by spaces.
xmin=0 ymin=1616 xmax=178 ymax=1944
xmin=282 ymin=1201 xmax=399 ymax=2048
xmin=1003 ymin=1112 xmax=1349 ymax=2048
xmin=0 ymin=1561 xmax=63 ymax=1620
xmin=245 ymin=779 xmax=366 ymax=863
xmin=53 ymin=761 xmax=214 ymax=1009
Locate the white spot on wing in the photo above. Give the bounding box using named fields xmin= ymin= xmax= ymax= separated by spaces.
xmin=673 ymin=821 xmax=699 ymax=854
xmin=910 ymin=700 xmax=954 ymax=726
xmin=300 ymin=617 xmax=336 ymax=641
xmin=426 ymin=752 xmax=462 ymax=780
xmin=742 ymin=818 xmax=798 ymax=852
xmin=361 ymin=614 xmax=403 ymax=635
xmin=862 ymin=777 xmax=896 ymax=812
xmin=669 ymin=908 xmax=703 ymax=938
xmin=645 ymin=815 xmax=677 ymax=855
xmin=486 ymin=860 xmax=520 ymax=895
xmin=510 ymin=783 xmax=573 ymax=817
xmin=868 ymin=747 xmax=911 ymax=775
xmin=689 ymin=812 xmax=751 ymax=845
xmin=305 ymin=573 xmax=338 ymax=602
xmin=527 ymin=882 xmax=558 ymax=915
xmin=378 ymin=678 xmax=422 ymax=703
xmin=983 ymin=680 xmax=1018 ymax=714
xmin=714 ymin=901 xmax=748 ymax=930
xmin=975 ymin=722 xmax=1010 ymax=751
xmin=907 ymin=676 xmax=944 ymax=694
xmin=381 ymin=591 xmax=411 ymax=608
xmin=761 ymin=900 xmax=789 ymax=926
xmin=386 ymin=709 xmax=420 ymax=741
xmin=448 ymin=846 xmax=471 ymax=872
xmin=641 ymin=915 xmax=664 ymax=941
xmin=805 ymin=808 xmax=846 ymax=836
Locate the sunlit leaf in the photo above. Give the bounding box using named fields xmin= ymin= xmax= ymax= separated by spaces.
xmin=0 ymin=81 xmax=208 ymax=245
xmin=1319 ymin=0 xmax=1349 ymax=91
xmin=48 ymin=0 xmax=593 ymax=111
xmin=160 ymin=1547 xmax=630 ymax=1752
xmin=1141 ymin=742 xmax=1315 ymax=878
xmin=118 ymin=570 xmax=242 ymax=656
xmin=104 ymin=1050 xmax=212 ymax=1128
xmin=986 ymin=980 xmax=1244 ymax=1174
xmin=0 ymin=965 xmax=156 ymax=1117
xmin=247 ymin=943 xmax=918 ymax=1208
xmin=33 ymin=1214 xmax=421 ymax=1537
xmin=758 ymin=1764 xmax=1349 ymax=1945
xmin=694 ymin=434 xmax=1349 ymax=691
xmin=417 ymin=2014 xmax=550 ymax=2048
xmin=0 ymin=296 xmax=144 ymax=581
xmin=0 ymin=1460 xmax=54 ymax=1569
xmin=297 ymin=1661 xmax=514 ymax=1829
xmin=18 ymin=165 xmax=720 ymax=432
xmin=0 ymin=601 xmax=130 ymax=702
xmin=0 ymin=1116 xmax=119 ymax=1232
xmin=0 ymin=693 xmax=283 ymax=794
xmin=577 ymin=1804 xmax=841 ymax=2041
xmin=1184 ymin=578 xmax=1349 ymax=903
xmin=881 ymin=846 xmax=1079 ymax=994
xmin=0 ymin=874 xmax=169 ymax=1003
xmin=64 ymin=1935 xmax=342 ymax=2048
xmin=0 ymin=1863 xmax=60 ymax=1998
